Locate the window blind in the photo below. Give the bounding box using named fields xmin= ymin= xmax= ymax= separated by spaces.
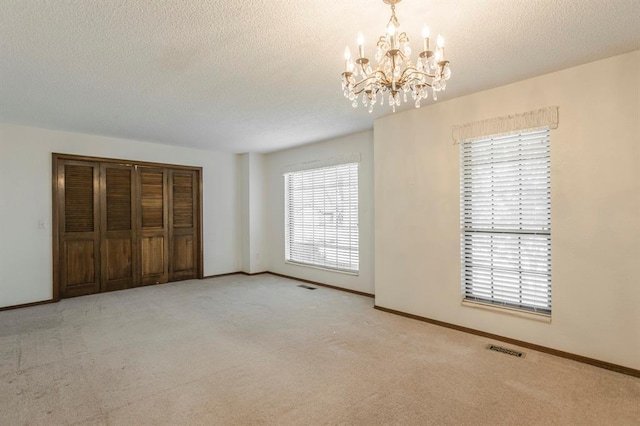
xmin=285 ymin=163 xmax=359 ymax=273
xmin=460 ymin=129 xmax=551 ymax=314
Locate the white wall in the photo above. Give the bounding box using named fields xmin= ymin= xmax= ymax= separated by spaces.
xmin=265 ymin=131 xmax=375 ymax=295
xmin=374 ymin=51 xmax=640 ymax=369
xmin=0 ymin=124 xmax=240 ymax=308
xmin=238 ymin=152 xmax=267 ymax=274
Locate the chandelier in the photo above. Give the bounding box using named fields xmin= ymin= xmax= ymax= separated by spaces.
xmin=341 ymin=0 xmax=452 ymax=113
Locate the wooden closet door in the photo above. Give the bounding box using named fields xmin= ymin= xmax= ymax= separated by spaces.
xmin=58 ymin=160 xmax=101 ymax=298
xmin=169 ymin=169 xmax=198 ymax=281
xmin=138 ymin=167 xmax=169 ymax=286
xmin=100 ymin=164 xmax=137 ymax=292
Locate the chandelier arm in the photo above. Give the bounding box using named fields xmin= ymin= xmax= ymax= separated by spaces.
xmin=353 ymin=70 xmax=389 ymax=86
xmin=398 ymin=67 xmax=437 ymax=80
xmin=406 ymin=80 xmax=434 ymax=88
xmin=351 ymin=70 xmax=390 ymax=88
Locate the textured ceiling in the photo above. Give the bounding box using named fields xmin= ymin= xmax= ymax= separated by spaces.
xmin=1 ymin=0 xmax=639 ymax=153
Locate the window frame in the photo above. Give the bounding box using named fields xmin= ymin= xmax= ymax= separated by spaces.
xmin=459 ymin=128 xmax=552 ymax=315
xmin=284 ymin=162 xmax=360 ymax=274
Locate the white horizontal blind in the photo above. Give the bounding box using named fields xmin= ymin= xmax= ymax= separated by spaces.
xmin=460 ymin=129 xmax=551 ymax=314
xmin=285 ymin=163 xmax=359 ymax=273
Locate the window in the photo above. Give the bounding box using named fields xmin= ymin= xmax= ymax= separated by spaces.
xmin=285 ymin=163 xmax=359 ymax=273
xmin=460 ymin=129 xmax=551 ymax=314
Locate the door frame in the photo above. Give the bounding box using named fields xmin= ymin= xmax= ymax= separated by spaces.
xmin=52 ymin=153 xmax=204 ymax=300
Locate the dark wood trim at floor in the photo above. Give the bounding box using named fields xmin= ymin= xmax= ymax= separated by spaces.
xmin=241 ymin=271 xmax=269 ymax=276
xmin=267 ymin=272 xmax=375 ymax=298
xmin=201 ymin=272 xmax=246 ymax=279
xmin=201 ymin=271 xmax=269 ymax=280
xmin=374 ymin=305 xmax=640 ymax=378
xmin=0 ymin=298 xmax=58 ymax=312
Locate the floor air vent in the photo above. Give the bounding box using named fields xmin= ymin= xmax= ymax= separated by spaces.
xmin=487 ymin=344 xmax=525 ymax=358
xmin=298 ymin=285 xmax=317 ymax=290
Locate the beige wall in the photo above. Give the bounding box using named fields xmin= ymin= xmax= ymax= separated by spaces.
xmin=374 ymin=50 xmax=640 ymax=369
xmin=238 ymin=152 xmax=268 ymax=274
xmin=265 ymin=131 xmax=375 ymax=295
xmin=0 ymin=124 xmax=240 ymax=308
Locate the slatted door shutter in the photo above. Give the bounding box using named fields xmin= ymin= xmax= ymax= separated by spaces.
xmin=100 ymin=164 xmax=137 ymax=291
xmin=54 ymin=155 xmax=202 ymax=298
xmin=138 ymin=167 xmax=169 ymax=285
xmin=58 ymin=160 xmax=101 ymax=297
xmin=169 ymin=169 xmax=198 ymax=281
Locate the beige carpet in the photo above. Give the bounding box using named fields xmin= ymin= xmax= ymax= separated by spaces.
xmin=0 ymin=274 xmax=638 ymax=425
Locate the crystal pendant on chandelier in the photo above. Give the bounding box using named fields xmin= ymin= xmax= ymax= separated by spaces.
xmin=340 ymin=0 xmax=452 ymax=113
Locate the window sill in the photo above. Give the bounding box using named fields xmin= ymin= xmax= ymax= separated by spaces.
xmin=461 ymin=299 xmax=552 ymax=323
xmin=285 ymin=261 xmax=359 ymax=276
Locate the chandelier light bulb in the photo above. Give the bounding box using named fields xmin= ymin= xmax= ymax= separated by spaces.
xmin=422 ymin=25 xmax=430 ymax=52
xmin=437 ymin=34 xmax=445 ymax=61
xmin=388 ymin=22 xmax=397 ymax=49
xmin=357 ymin=32 xmax=365 ymax=57
xmin=344 ymin=46 xmax=352 ymax=72
xmin=340 ymin=0 xmax=452 ymax=113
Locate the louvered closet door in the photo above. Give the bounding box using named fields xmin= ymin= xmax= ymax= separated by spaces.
xmin=169 ymin=170 xmax=198 ymax=281
xmin=58 ymin=160 xmax=101 ymax=297
xmin=100 ymin=164 xmax=137 ymax=292
xmin=138 ymin=167 xmax=169 ymax=286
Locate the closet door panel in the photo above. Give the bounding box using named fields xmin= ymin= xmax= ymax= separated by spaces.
xmin=58 ymin=161 xmax=101 ymax=298
xmin=141 ymin=236 xmax=165 ymax=276
xmin=100 ymin=164 xmax=137 ymax=292
xmin=169 ymin=170 xmax=198 ymax=281
xmin=105 ymin=239 xmax=133 ymax=280
xmin=64 ymin=240 xmax=96 ymax=286
xmin=139 ymin=168 xmax=169 ymax=286
xmin=173 ymin=235 xmax=194 ymax=272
